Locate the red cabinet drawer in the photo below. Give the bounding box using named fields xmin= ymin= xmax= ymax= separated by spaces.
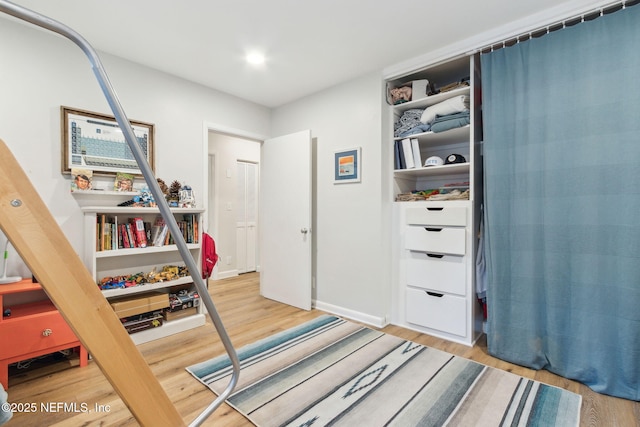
xmin=0 ymin=309 xmax=78 ymax=360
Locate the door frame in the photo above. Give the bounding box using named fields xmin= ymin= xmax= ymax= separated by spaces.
xmin=202 ymin=122 xmax=267 ymax=280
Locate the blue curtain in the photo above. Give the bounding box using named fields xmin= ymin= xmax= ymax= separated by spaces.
xmin=481 ymin=5 xmax=640 ymax=401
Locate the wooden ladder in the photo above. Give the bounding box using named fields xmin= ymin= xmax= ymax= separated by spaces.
xmin=0 ymin=139 xmax=184 ymax=426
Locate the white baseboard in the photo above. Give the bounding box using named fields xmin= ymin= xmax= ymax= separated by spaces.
xmin=314 ymin=300 xmax=388 ymax=328
xmin=215 ymin=270 xmax=239 ymax=280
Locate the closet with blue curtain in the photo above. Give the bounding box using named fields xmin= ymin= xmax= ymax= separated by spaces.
xmin=481 ymin=1 xmax=640 ymax=401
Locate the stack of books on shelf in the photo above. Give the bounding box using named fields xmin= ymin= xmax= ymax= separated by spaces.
xmin=150 ymin=214 xmax=199 ymax=247
xmin=394 ymin=137 xmax=422 ymax=170
xmin=96 ymin=214 xmax=199 ymax=251
xmin=97 ymin=215 xmax=148 ymax=251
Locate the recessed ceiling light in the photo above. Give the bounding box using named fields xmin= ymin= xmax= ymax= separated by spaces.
xmin=246 ymin=52 xmax=265 ymax=66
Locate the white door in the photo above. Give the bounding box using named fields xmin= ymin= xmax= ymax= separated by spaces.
xmin=260 ymin=130 xmax=312 ymax=310
xmin=236 ymin=161 xmax=258 ymax=273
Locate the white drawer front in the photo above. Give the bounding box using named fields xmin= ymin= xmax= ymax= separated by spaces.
xmin=406 ymin=252 xmax=466 ymax=296
xmin=406 ymin=288 xmax=467 ymax=337
xmin=406 ymin=206 xmax=467 ymax=227
xmin=405 ymin=226 xmax=466 ymax=255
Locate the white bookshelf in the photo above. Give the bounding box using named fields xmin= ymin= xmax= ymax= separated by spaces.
xmin=81 ymin=204 xmax=206 ymax=344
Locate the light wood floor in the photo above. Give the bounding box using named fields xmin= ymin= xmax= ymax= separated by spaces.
xmin=5 ymin=272 xmax=639 ymax=426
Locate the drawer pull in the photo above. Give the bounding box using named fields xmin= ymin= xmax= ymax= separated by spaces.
xmin=426 ymin=254 xmax=444 ymax=258
xmin=42 ymin=328 xmax=53 ymax=337
xmin=426 ymin=292 xmax=444 ymax=298
xmin=424 ymin=227 xmax=442 ymax=232
xmin=426 ymin=207 xmax=444 ymax=211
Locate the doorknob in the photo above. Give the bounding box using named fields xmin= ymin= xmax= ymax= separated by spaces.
xmin=300 ymin=228 xmax=308 ymax=234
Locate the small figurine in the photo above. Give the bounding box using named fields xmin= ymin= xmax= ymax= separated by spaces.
xmin=179 ymin=184 xmax=196 ymax=208
xmin=134 ymin=186 xmax=156 ymax=207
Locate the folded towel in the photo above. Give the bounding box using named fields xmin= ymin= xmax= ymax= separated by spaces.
xmin=431 ymin=110 xmax=470 ymax=133
xmin=420 ymin=95 xmax=469 ymax=124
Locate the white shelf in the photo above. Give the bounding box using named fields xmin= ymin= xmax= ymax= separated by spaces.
xmin=101 ymin=276 xmax=195 ymax=298
xmin=394 ymin=124 xmax=470 ymax=144
xmin=71 ymin=190 xmax=140 ymax=207
xmin=129 ymin=313 xmax=206 ymax=345
xmin=72 ymin=190 xmax=139 ymax=196
xmin=82 ymin=206 xmax=204 ymax=214
xmin=95 ymin=243 xmax=199 ymax=258
xmin=394 ymin=162 xmax=469 ymax=178
xmin=393 ymin=86 xmax=470 ymax=112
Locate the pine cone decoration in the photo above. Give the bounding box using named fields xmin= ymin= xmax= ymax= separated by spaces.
xmin=169 ymin=180 xmax=182 ymax=195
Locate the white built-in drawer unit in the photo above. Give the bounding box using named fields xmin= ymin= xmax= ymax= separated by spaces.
xmin=405 ymin=288 xmax=467 ymax=337
xmin=400 ymin=202 xmax=478 ymax=344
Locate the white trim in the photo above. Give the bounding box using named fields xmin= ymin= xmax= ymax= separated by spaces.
xmin=383 ymin=0 xmax=618 ymax=80
xmin=216 ymin=269 xmax=239 ymax=280
xmin=314 ymin=300 xmax=388 ymax=328
xmin=202 ymin=121 xmax=268 ymax=143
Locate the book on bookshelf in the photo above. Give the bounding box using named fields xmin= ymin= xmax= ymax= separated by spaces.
xmin=129 ymin=217 xmax=148 ymax=248
xmin=114 ymin=172 xmax=134 ymax=192
xmin=401 ymin=138 xmax=415 ymax=169
xmin=71 ymin=168 xmax=93 ymax=191
xmin=411 ymin=138 xmax=422 ymax=168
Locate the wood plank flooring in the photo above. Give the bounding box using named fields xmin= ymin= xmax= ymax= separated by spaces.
xmin=4 ymin=272 xmax=639 ymax=426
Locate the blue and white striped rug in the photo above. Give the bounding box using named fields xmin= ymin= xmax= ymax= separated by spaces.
xmin=187 ymin=315 xmax=581 ymax=426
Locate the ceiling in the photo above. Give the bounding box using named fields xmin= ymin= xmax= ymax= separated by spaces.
xmin=1 ymin=0 xmax=608 ymax=108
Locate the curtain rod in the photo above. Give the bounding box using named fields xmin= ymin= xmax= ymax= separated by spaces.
xmin=477 ymin=0 xmax=640 ymax=54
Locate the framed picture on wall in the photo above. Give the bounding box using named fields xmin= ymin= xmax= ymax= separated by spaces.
xmin=61 ymin=106 xmax=155 ymax=176
xmin=333 ymin=147 xmax=361 ymax=184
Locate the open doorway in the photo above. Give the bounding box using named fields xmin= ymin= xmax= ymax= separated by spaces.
xmin=207 ymin=130 xmax=261 ymax=279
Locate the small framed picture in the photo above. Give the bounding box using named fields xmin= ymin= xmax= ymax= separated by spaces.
xmin=333 ymin=147 xmax=361 ymax=184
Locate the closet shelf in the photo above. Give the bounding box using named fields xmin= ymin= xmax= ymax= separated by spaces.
xmin=394 ymin=162 xmax=469 ymax=178
xmin=392 ymin=86 xmax=470 ymax=112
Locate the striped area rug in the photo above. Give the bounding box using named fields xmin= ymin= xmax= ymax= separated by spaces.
xmin=187 ymin=315 xmax=581 ymax=426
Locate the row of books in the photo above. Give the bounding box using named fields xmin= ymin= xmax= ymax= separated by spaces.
xmin=150 ymin=214 xmax=199 ymax=247
xmin=96 ymin=214 xmax=199 ymax=251
xmin=394 ymin=137 xmax=422 ymax=170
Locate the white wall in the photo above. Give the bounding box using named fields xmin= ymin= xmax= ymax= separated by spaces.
xmin=1 ymin=18 xmax=394 ymax=327
xmin=271 ymin=72 xmax=392 ymax=326
xmin=207 ymin=132 xmax=261 ymax=278
xmin=0 ymin=19 xmax=271 ymax=277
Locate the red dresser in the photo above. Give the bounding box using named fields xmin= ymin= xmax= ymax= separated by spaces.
xmin=0 ymin=279 xmax=88 ymax=389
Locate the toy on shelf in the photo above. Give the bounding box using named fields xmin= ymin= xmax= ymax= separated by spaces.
xmin=97 ymin=265 xmax=189 ymax=290
xmin=179 ymin=185 xmax=195 ymax=208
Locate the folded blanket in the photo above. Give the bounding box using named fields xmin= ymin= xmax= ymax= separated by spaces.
xmin=420 ymin=95 xmax=469 ymax=124
xmin=431 ymin=110 xmax=470 ymax=133
xmin=394 ymin=108 xmax=425 ymax=137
